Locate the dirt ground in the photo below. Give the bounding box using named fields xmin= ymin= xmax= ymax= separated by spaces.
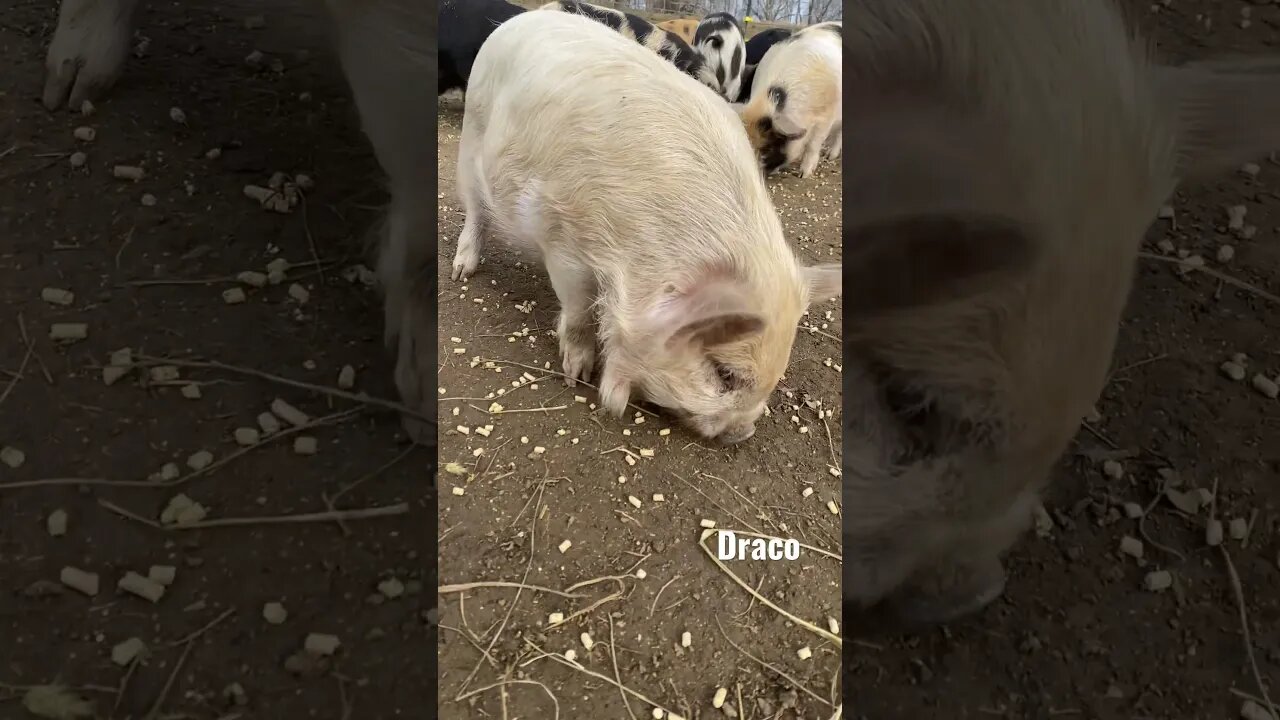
xmin=1 ymin=1 xmax=433 ymax=718
xmin=435 ymin=77 xmax=843 ymax=720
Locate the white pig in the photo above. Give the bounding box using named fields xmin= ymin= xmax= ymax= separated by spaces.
xmin=739 ymin=21 xmax=841 ymax=178
xmin=837 ymin=0 xmax=1280 ymax=628
xmin=451 ymin=10 xmax=841 ymax=444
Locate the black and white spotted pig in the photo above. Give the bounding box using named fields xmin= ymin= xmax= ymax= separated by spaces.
xmin=537 ymin=1 xmax=720 ymax=96
xmin=692 ymin=12 xmax=747 ymax=102
xmin=440 ymin=0 xmax=526 ymax=97
xmin=735 ymin=26 xmax=793 ymax=101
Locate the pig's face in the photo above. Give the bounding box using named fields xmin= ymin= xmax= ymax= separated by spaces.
xmin=600 ymin=264 xmax=841 ymax=444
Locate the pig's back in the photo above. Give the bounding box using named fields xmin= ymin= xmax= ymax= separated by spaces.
xmin=467 ymin=11 xmax=781 ymax=268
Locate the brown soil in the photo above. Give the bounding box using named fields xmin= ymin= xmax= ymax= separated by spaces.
xmin=0 ymin=1 xmax=433 ymax=718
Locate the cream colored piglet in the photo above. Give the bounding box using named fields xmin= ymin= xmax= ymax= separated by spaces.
xmin=451 ymin=9 xmax=841 ymax=444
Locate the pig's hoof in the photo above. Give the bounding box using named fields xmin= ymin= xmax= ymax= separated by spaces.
xmin=887 ymin=564 xmax=1007 ymax=628
xmin=42 ymin=0 xmax=134 ymax=111
xmin=560 ymin=341 xmax=595 ymax=386
xmin=450 ymin=254 xmax=477 ymax=281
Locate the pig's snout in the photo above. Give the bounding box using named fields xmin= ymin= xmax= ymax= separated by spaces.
xmin=717 ymin=421 xmax=757 ymax=445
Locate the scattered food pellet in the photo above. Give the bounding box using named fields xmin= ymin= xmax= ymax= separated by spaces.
xmin=652 ymin=493 xmax=665 ymax=502
xmin=102 ymin=365 xmax=129 ymax=386
xmin=639 ymin=448 xmax=655 ymax=458
xmin=69 ymin=151 xmax=87 ymax=168
xmin=628 ymin=495 xmax=643 ymax=509
xmin=148 ymin=565 xmax=176 ymax=586
xmin=118 ymin=571 xmax=165 ymax=603
xmin=451 ymin=486 xmax=465 ymax=496
xmin=187 ymin=450 xmax=214 ymax=471
xmin=680 ymin=631 xmax=691 ymax=648
xmin=223 ymin=683 xmax=249 ymax=707
xmin=1228 ymin=517 xmax=1249 ymax=540
xmin=113 ymin=165 xmax=146 ymax=181
xmin=40 ymin=287 xmax=74 ymax=306
xmin=548 ymin=612 xmax=564 ymax=625
xmin=337 ymin=364 xmax=356 ymax=389
xmin=699 ymin=518 xmax=716 ymax=528
xmin=169 ymin=106 xmax=187 ymax=123
xmin=159 ymin=463 xmax=180 ymax=481
xmin=111 ymin=637 xmax=147 ymax=666
xmin=271 ymin=398 xmax=310 ymax=426
xmin=1 ymin=446 xmax=25 ymax=468
xmin=257 ymin=412 xmax=282 ymax=435
xmin=288 ymin=283 xmax=311 ymax=304
xmin=234 ymin=427 xmax=260 ymax=446
xmin=713 ymin=687 xmax=728 ymax=708
xmin=1217 ymin=244 xmax=1236 ymax=263
xmin=1102 ymin=459 xmax=1124 ymax=479
xmin=49 ymin=323 xmax=88 ymax=341
xmin=377 ymin=577 xmax=405 ymax=599
xmin=150 ymin=365 xmax=180 ymax=382
xmin=1118 ymin=536 xmax=1144 ymax=559
xmin=828 ymin=617 xmax=840 ymax=635
xmin=580 ymin=632 xmax=594 ymax=650
xmin=659 ymin=428 xmax=671 ymax=436
xmin=558 ymin=539 xmax=573 ymax=554
xmin=263 ymin=602 xmax=288 ymax=624
xmin=1251 ymin=373 xmax=1279 ymax=399
xmin=1241 ymin=162 xmax=1261 ymax=177
xmin=304 ymin=633 xmax=341 ymax=656
xmin=293 ymin=436 xmax=318 ymax=455
xmin=1221 ymin=361 xmax=1247 ymax=381
xmin=140 ymin=193 xmax=157 ymax=207
xmin=802 ymin=486 xmax=814 ymax=498
xmin=1206 ymin=518 xmax=1224 ymax=547
xmin=237 ymin=270 xmax=268 ymax=287
xmin=160 ymin=493 xmax=208 ymax=526
xmin=222 ymin=287 xmax=247 ymax=304
xmin=635 ymin=568 xmax=647 ymax=579
xmin=1143 ymin=570 xmax=1173 ymax=592
xmin=652 ymin=709 xmax=664 ymax=720
xmin=46 ymin=509 xmax=68 ymax=537
xmin=797 ymin=646 xmax=813 ymax=660
xmin=1241 ymin=699 xmax=1276 ymax=720
xmin=72 ymin=126 xmax=96 ymax=142
xmin=60 ymin=566 xmax=99 ymax=596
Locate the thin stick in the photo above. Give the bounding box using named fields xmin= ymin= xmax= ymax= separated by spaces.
xmin=455 ymin=680 xmax=560 ymax=719
xmin=478 ymin=358 xmax=657 ymax=416
xmin=1139 ymin=480 xmax=1186 ymax=561
xmin=0 ymin=314 xmax=34 ymax=408
xmin=299 ymin=193 xmax=326 ymax=286
xmin=1139 ymin=252 xmax=1280 ymax=304
xmin=167 ymin=608 xmax=236 ymax=647
xmin=697 ymin=530 xmax=841 ymax=646
xmin=609 ymin=613 xmax=638 ymax=720
xmin=99 ymin=498 xmax=410 ymax=529
xmin=650 ymin=575 xmax=679 ymax=617
xmin=133 ymin=354 xmax=433 ymax=422
xmin=672 ymin=473 xmax=762 ymax=535
xmin=438 ymin=581 xmax=582 ymax=599
xmin=1220 ymin=545 xmax=1278 ymax=719
xmin=144 ymin=607 xmax=233 ymax=720
xmin=714 ymin=616 xmax=832 ymax=708
xmin=525 ymin=639 xmax=680 ymax=717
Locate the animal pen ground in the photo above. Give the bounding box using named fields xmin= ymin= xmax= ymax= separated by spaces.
xmin=1 ymin=1 xmax=431 ymax=717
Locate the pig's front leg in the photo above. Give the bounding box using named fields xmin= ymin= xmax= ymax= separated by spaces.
xmin=799 ymin=120 xmax=833 ymax=178
xmin=544 ymin=254 xmax=597 ymax=386
xmin=43 ymin=0 xmax=144 ymax=110
xmin=826 ymin=121 xmax=842 ymax=161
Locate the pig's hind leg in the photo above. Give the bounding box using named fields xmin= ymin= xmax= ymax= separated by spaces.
xmin=43 ymin=0 xmax=144 ymax=111
xmin=544 ymin=253 xmax=598 ymax=385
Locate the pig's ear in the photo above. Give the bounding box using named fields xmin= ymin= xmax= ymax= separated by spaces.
xmin=1156 ymin=60 xmax=1280 ymax=180
xmin=648 ymin=275 xmax=766 ymax=349
xmin=803 ymin=263 xmax=842 ymax=302
xmin=843 ymin=213 xmax=1036 ymax=317
xmin=839 ymin=98 xmax=1040 ymax=316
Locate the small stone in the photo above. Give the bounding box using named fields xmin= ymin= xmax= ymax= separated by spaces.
xmin=1206 ymin=518 xmax=1224 ymax=547
xmin=304 ymin=633 xmax=341 ymax=656
xmin=1157 ymin=205 xmax=1175 ymax=219
xmin=1251 ymin=374 xmax=1279 ymax=399
xmin=1242 ymin=700 xmax=1277 ymax=720
xmin=102 ymin=366 xmax=129 ymax=385
xmin=159 ymin=463 xmax=179 ymax=481
xmin=150 ymin=365 xmax=180 ymax=382
xmin=1241 ymin=162 xmax=1261 ymax=177
xmin=1 ymin=446 xmax=25 ymax=468
xmin=337 ymin=364 xmax=356 ymax=389
xmin=46 ymin=509 xmax=68 ymax=537
xmin=69 ymin=151 xmax=87 ymax=168
xmin=73 ymin=126 xmax=96 ymax=142
xmin=1122 ymin=502 xmax=1145 ymax=519
xmin=1156 ymin=238 xmax=1176 ymax=254
xmin=168 ymin=106 xmax=187 ymax=124
xmin=1143 ymin=569 xmax=1173 ymax=592
xmin=293 ymin=436 xmax=318 ymax=455
xmin=1217 ymin=244 xmax=1236 ymax=263
xmin=1221 ymin=361 xmax=1247 ymax=381
xmin=223 ymin=683 xmax=249 ymax=707
xmin=263 ymin=602 xmax=288 ymax=624
xmin=180 ymin=383 xmax=202 ymax=399
xmin=237 ymin=270 xmax=268 ymax=287
xmin=187 ymin=450 xmax=214 ymax=471
xmin=111 ymin=637 xmax=147 ymax=666
xmin=222 ymin=287 xmax=247 ymax=304
xmin=140 ymin=193 xmax=157 ymax=207
xmin=1165 ymin=488 xmax=1202 ymax=515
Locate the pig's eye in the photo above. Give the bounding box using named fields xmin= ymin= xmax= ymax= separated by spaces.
xmin=712 ymin=361 xmax=745 ymax=392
